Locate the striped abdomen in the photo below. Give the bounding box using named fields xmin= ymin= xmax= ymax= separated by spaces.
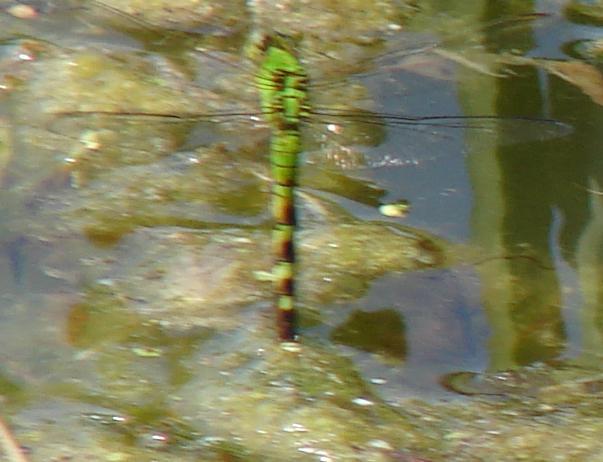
xmin=256 ymin=35 xmax=309 ymax=342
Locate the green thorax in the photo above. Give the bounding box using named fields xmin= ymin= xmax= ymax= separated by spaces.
xmin=255 ymin=34 xmax=309 ymax=130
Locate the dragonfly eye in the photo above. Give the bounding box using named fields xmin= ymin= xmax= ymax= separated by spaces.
xmin=244 ymin=31 xmax=273 ymax=61
xmin=258 ymin=38 xmax=268 ymax=52
xmin=257 ymin=34 xmax=273 ymax=53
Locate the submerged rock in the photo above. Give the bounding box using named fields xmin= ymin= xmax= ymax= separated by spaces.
xmin=69 ymin=220 xmax=445 ymax=331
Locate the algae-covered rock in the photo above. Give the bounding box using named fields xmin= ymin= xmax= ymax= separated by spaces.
xmin=65 ymin=218 xmax=444 ymax=331
xmin=85 ymin=0 xmax=248 ymax=32
xmin=170 ymin=337 xmax=424 ymax=461
xmin=565 ymin=0 xmax=603 ymax=25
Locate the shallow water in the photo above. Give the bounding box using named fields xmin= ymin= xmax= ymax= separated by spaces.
xmin=1 ymin=0 xmax=603 ymax=460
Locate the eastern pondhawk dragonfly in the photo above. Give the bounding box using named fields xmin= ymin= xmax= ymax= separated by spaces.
xmin=29 ymin=1 xmax=571 ymax=343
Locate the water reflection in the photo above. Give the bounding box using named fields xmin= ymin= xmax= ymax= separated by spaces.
xmin=331 ymin=0 xmax=603 ymax=399
xmin=464 ymin=1 xmax=603 ymax=374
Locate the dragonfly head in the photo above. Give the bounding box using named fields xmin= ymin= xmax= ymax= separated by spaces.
xmin=245 ymin=30 xmax=304 ymax=62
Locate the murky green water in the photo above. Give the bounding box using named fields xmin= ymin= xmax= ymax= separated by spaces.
xmin=1 ymin=0 xmax=603 ymax=460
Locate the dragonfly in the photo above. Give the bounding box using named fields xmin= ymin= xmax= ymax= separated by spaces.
xmin=41 ymin=1 xmax=571 ymax=345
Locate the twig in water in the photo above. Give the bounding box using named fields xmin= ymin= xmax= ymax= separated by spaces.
xmin=0 ymin=415 xmax=30 ymax=462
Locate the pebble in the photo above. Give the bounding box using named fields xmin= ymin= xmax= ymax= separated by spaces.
xmin=7 ymin=4 xmax=37 ymax=19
